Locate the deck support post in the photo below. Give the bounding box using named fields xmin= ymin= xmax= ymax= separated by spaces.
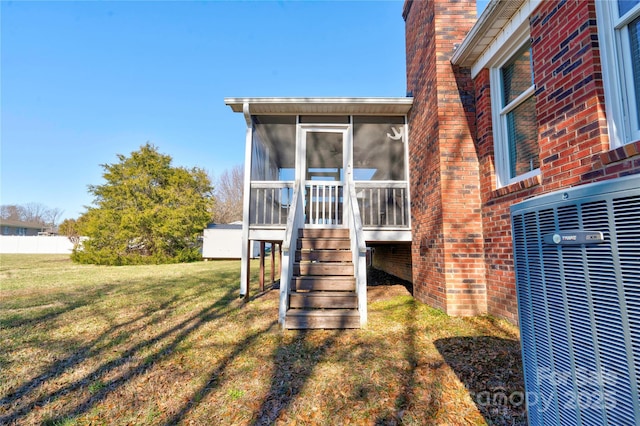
xmin=270 ymin=242 xmax=276 ymax=284
xmin=259 ymin=241 xmax=266 ymax=291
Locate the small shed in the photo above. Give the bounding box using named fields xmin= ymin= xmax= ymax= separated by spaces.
xmin=202 ymin=222 xmax=259 ymax=259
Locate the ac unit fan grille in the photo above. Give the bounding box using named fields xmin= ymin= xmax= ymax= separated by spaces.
xmin=512 ymin=177 xmax=640 ymax=425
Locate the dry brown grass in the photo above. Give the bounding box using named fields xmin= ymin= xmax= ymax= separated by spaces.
xmin=0 ymin=254 xmax=525 ymax=425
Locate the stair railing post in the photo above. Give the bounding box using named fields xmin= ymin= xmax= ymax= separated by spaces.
xmin=347 ymin=184 xmax=368 ymax=327
xmin=279 ymin=179 xmax=302 ymax=328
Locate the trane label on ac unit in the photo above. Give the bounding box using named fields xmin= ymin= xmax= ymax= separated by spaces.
xmin=543 ymin=230 xmax=605 ymax=245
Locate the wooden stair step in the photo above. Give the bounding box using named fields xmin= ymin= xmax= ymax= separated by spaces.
xmin=291 ymin=276 xmax=355 ymax=291
xmin=297 ymin=238 xmax=350 ymax=250
xmin=296 ymin=250 xmax=352 ymax=262
xmin=285 ymin=309 xmax=360 ymax=329
xmin=284 ymin=227 xmax=362 ymax=330
xmin=294 ymin=262 xmax=354 ymax=276
xmin=289 ymin=292 xmax=357 ymax=309
xmin=298 ymin=228 xmax=349 ymax=238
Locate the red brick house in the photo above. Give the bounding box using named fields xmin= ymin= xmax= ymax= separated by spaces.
xmin=397 ymin=0 xmax=640 ymax=323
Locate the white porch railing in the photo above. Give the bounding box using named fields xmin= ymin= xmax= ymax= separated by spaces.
xmin=249 ymin=181 xmax=409 ymax=229
xmin=249 ymin=182 xmax=294 ymax=226
xmin=355 ymin=182 xmax=409 ymax=228
xmin=346 ymin=183 xmax=368 ymax=327
xmin=305 ymin=182 xmax=343 ymax=226
xmin=278 ymin=180 xmax=303 ymax=327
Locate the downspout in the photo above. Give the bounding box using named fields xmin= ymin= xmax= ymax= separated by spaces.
xmin=240 ymin=102 xmax=253 ymax=298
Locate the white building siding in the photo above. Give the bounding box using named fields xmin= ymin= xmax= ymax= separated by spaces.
xmin=202 ymin=226 xmax=260 ymax=259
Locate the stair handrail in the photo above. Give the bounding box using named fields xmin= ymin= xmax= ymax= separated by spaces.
xmin=279 ymin=179 xmax=303 ymax=327
xmin=347 ymin=183 xmax=368 ymax=327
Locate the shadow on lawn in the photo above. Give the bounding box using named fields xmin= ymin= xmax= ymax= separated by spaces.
xmin=375 ymin=298 xmax=422 ymax=425
xmin=435 ymin=336 xmax=527 ymax=426
xmin=3 ymin=263 xmax=334 ymax=425
xmin=0 ymin=292 xmax=181 ymax=407
xmin=250 ymin=330 xmax=342 ymax=425
xmin=164 ymin=319 xmax=279 ymax=425
xmin=0 ymin=280 xmax=238 ymax=425
xmin=374 ymin=298 xmax=445 ymax=425
xmin=0 ymin=282 xmax=122 ymax=330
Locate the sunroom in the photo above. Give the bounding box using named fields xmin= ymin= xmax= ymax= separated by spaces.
xmin=225 ymin=98 xmax=413 ymax=329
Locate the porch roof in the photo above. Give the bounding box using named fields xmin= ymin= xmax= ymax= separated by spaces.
xmin=224 ymin=97 xmax=413 ymax=115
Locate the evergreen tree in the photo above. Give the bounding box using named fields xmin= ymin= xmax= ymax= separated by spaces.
xmin=73 ymin=143 xmax=214 ymax=265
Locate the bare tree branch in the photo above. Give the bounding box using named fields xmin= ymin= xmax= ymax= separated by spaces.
xmin=212 ymin=164 xmax=244 ymax=224
xmin=1 ymin=203 xmax=65 ymax=227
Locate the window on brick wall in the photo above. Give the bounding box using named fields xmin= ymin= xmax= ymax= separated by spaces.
xmin=491 ymin=42 xmax=539 ymax=188
xmin=597 ymin=0 xmax=640 ymax=146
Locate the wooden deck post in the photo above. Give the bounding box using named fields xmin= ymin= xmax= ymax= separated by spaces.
xmin=270 ymin=242 xmax=276 ymax=284
xmin=279 ymin=243 xmax=282 ymax=277
xmin=259 ymin=241 xmax=265 ymax=292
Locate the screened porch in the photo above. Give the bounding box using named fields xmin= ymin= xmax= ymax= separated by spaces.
xmin=225 ymin=98 xmax=413 ymax=328
xmin=225 ymin=99 xmax=413 ymax=243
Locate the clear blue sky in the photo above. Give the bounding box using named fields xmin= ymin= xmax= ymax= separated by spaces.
xmin=1 ymin=0 xmax=489 ymax=221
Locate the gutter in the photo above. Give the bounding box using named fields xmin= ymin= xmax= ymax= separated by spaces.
xmin=451 ymin=0 xmax=526 ymax=67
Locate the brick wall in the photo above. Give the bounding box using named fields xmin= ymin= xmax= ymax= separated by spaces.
xmin=404 ymin=0 xmax=486 ymax=316
xmin=404 ymin=0 xmax=443 ymax=309
xmin=476 ymin=0 xmax=640 ymax=322
xmin=533 ymin=0 xmax=610 ymax=189
xmin=530 ymin=0 xmax=640 ymax=183
xmin=371 ymin=244 xmax=413 ymax=283
xmin=405 ymin=0 xmax=640 ymax=323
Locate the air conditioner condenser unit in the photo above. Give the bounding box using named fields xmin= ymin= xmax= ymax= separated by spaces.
xmin=511 ymin=175 xmax=640 ymax=425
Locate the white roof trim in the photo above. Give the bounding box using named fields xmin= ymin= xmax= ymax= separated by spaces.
xmin=224 ymin=97 xmax=414 ymax=115
xmin=452 ymin=0 xmax=541 ymax=77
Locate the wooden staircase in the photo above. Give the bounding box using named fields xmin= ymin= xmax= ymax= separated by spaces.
xmin=284 ymin=228 xmax=360 ymax=329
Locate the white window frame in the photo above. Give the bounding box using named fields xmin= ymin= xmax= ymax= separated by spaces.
xmin=489 ymin=26 xmax=540 ymax=188
xmin=596 ymin=1 xmax=640 ymax=147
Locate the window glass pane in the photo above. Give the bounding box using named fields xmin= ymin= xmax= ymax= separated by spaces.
xmin=629 ymin=15 xmax=640 ymax=129
xmin=251 ymin=115 xmax=296 ymax=181
xmin=502 ymin=45 xmax=533 ymax=106
xmin=353 ymin=116 xmax=406 ymax=181
xmin=506 ymin=95 xmax=539 ymax=178
xmin=618 ymin=0 xmax=640 ymax=17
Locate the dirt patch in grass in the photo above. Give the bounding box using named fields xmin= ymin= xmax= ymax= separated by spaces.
xmin=0 ymin=255 xmax=525 ymax=425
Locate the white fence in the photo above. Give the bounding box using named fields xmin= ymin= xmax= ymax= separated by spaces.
xmin=0 ymin=236 xmax=74 ymax=254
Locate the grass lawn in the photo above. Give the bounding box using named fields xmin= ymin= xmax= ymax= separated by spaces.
xmin=0 ymin=254 xmax=525 ymax=425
